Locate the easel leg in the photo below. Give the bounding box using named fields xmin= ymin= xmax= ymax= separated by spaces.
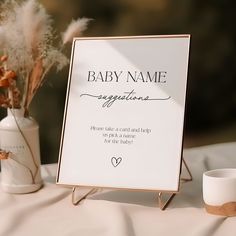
xmin=72 ymin=187 xmax=97 ymax=205
xmin=181 ymin=158 xmax=193 ymax=182
xmin=158 ymin=158 xmax=193 ymax=210
xmin=158 ymin=192 xmax=176 ymax=210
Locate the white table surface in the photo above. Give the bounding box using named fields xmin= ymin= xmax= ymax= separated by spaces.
xmin=1 ymin=142 xmax=236 ymax=236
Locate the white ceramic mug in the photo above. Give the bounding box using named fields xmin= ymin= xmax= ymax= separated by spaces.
xmin=203 ymin=168 xmax=236 ymax=216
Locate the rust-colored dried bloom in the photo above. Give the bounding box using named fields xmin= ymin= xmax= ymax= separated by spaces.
xmin=0 ymin=150 xmax=10 ymax=160
xmin=3 ymin=70 xmax=17 ymax=81
xmin=0 ymin=93 xmax=11 ymax=108
xmin=0 ymin=55 xmax=7 ymax=62
xmin=0 ymin=78 xmax=10 ymax=87
xmin=0 ymin=56 xmax=20 ymax=108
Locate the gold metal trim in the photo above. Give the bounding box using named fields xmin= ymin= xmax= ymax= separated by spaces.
xmin=72 ymin=34 xmax=190 ymax=42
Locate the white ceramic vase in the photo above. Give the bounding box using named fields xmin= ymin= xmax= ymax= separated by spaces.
xmin=0 ymin=108 xmax=43 ymax=193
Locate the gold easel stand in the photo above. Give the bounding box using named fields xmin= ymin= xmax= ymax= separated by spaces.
xmin=71 ymin=158 xmax=192 ymax=209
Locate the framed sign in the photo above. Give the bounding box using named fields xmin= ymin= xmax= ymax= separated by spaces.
xmin=57 ymin=35 xmax=190 ymax=192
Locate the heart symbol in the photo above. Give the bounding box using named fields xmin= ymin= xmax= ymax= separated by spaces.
xmin=111 ymin=157 xmax=122 ymax=167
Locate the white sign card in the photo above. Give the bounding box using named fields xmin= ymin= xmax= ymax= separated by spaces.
xmin=57 ymin=35 xmax=190 ymax=192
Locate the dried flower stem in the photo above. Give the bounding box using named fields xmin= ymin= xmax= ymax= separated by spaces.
xmin=10 ymin=108 xmax=39 ymax=181
xmin=9 ymin=155 xmax=35 ymax=184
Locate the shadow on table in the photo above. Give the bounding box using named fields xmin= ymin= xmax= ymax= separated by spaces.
xmin=85 ymin=178 xmax=204 ymax=209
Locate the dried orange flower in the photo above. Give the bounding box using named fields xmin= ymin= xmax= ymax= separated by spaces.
xmin=3 ymin=70 xmax=17 ymax=81
xmin=0 ymin=150 xmax=10 ymax=160
xmin=0 ymin=55 xmax=7 ymax=62
xmin=0 ymin=94 xmax=11 ymax=108
xmin=0 ymin=56 xmax=20 ymax=108
xmin=0 ymin=78 xmax=10 ymax=87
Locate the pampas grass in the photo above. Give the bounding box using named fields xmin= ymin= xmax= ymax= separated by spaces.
xmin=0 ymin=0 xmax=90 ymax=113
xmin=62 ymin=18 xmax=92 ymax=44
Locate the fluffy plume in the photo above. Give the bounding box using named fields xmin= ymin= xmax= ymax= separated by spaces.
xmin=20 ymin=0 xmax=53 ymax=58
xmin=62 ymin=18 xmax=91 ymax=44
xmin=0 ymin=0 xmax=89 ymax=111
